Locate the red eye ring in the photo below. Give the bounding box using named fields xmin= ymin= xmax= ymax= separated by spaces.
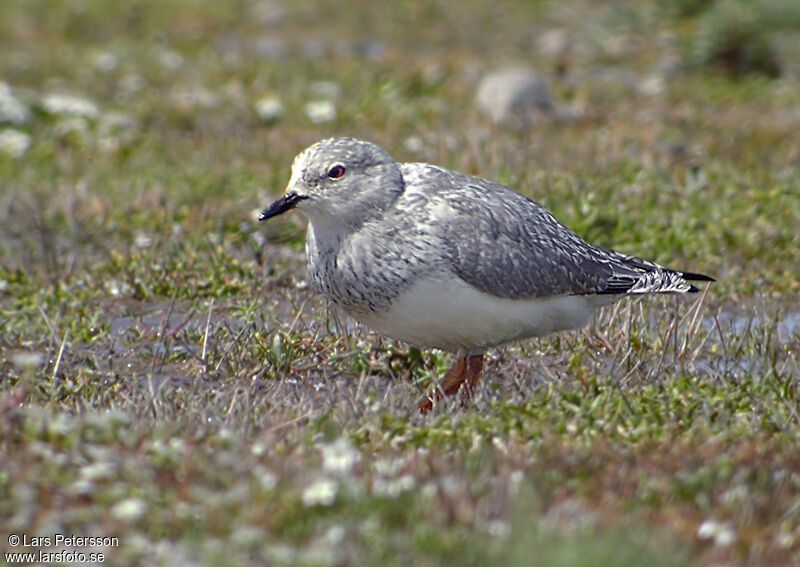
xmin=327 ymin=164 xmax=346 ymax=179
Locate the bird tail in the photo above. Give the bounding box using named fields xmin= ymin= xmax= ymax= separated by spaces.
xmin=628 ymin=268 xmax=715 ymax=295
xmin=680 ymin=271 xmax=716 ymax=284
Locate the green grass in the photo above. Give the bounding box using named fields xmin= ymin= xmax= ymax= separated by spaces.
xmin=1 ymin=0 xmax=800 ymax=565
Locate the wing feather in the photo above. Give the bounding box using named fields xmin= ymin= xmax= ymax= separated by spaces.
xmin=399 ymin=165 xmax=710 ymax=299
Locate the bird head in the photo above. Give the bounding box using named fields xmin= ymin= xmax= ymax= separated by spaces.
xmin=259 ymin=137 xmax=404 ymax=231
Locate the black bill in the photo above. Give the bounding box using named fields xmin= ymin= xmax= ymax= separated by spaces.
xmin=258 ymin=192 xmax=308 ymax=221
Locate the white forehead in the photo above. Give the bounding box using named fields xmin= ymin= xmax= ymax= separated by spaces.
xmin=291 ymin=142 xmax=331 ymax=172
xmin=287 ymin=137 xmax=391 ymax=182
xmin=287 ymin=154 xmax=304 ymax=189
xmin=292 ymin=149 xmax=309 ymax=171
xmin=287 ymin=147 xmax=315 ymax=184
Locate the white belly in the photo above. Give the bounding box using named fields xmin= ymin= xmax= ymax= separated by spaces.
xmin=357 ymin=276 xmax=603 ymax=353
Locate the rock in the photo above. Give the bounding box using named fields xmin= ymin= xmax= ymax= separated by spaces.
xmin=252 ymin=36 xmax=287 ymax=60
xmin=250 ymin=0 xmax=286 ymax=26
xmin=568 ymin=66 xmax=640 ymax=91
xmin=475 ymin=66 xmax=553 ymax=127
xmin=351 ymin=39 xmax=385 ymax=60
xmin=538 ymin=29 xmax=569 ymax=56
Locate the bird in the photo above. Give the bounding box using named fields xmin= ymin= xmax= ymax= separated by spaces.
xmin=259 ymin=137 xmax=713 ymax=411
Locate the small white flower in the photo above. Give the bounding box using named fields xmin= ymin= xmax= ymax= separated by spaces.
xmin=492 ymin=436 xmax=508 ymax=454
xmin=440 ymin=474 xmax=461 ymax=497
xmin=776 ymin=529 xmax=795 ymax=549
xmin=714 ymin=526 xmax=736 ymax=547
xmin=638 ymin=75 xmax=664 ymax=97
xmin=168 ymin=437 xmax=187 ymax=454
xmin=70 ymin=478 xmax=95 ymax=496
xmin=304 ymin=100 xmax=336 ymax=123
xmin=105 ymin=279 xmax=131 ymax=296
xmin=372 ymin=457 xmax=404 ymax=477
xmin=720 ymin=484 xmax=748 ymax=504
xmin=156 ymin=49 xmax=184 ymax=70
xmin=302 ymin=479 xmax=338 ymax=507
xmin=254 ymin=96 xmax=284 ymax=122
xmin=54 ymin=117 xmax=89 ymax=137
xmin=98 ymin=112 xmax=135 ymax=136
xmin=0 ymin=128 xmax=31 ymax=158
xmin=509 ymin=469 xmax=525 ymax=488
xmin=171 ymin=87 xmax=220 ymax=109
xmin=320 ymin=524 xmax=346 ymax=546
xmin=134 ymin=232 xmax=152 ymax=249
xmin=80 ymin=461 xmax=117 ymax=481
xmin=42 ymin=94 xmax=99 ymax=119
xmin=320 ymin=438 xmax=360 ymax=475
xmin=112 ymin=497 xmax=147 ymax=521
xmin=253 ymin=466 xmax=277 ymax=491
xmin=119 ymin=74 xmax=146 ymax=95
xmin=92 ymin=51 xmax=118 ymax=72
xmin=403 ymin=136 xmax=424 ymax=154
xmin=264 ymin=544 xmax=297 ymax=564
xmin=46 ymin=413 xmax=73 ymax=436
xmin=420 ymin=482 xmax=437 ymax=499
xmin=697 ymin=519 xmax=736 ymax=547
xmin=486 ymin=520 xmax=511 ymax=538
xmin=10 ymin=351 xmax=43 ymax=369
xmin=696 ymin=519 xmax=718 ymax=539
xmin=372 ymin=474 xmax=415 ymax=498
xmin=0 ymin=83 xmax=31 ymax=125
xmin=231 ymin=526 xmax=266 ymax=547
xmin=98 ymin=138 xmax=119 ymax=152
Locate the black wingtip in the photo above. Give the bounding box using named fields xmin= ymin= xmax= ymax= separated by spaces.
xmin=683 ymin=270 xmax=714 ymax=293
xmin=681 ymin=271 xmax=715 ymax=283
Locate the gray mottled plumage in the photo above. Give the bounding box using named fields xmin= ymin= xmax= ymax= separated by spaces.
xmin=403 ymin=163 xmax=695 ymax=299
xmin=260 ymin=137 xmax=712 ymax=353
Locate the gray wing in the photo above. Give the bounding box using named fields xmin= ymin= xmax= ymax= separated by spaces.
xmin=410 ymin=168 xmax=699 ymax=299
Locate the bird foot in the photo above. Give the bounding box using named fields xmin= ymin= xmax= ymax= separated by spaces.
xmin=418 ymin=354 xmax=484 ymax=412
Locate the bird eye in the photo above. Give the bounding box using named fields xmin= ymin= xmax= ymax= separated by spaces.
xmin=327 ymin=164 xmax=346 ymax=179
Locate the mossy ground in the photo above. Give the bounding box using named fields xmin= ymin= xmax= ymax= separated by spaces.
xmin=1 ymin=1 xmax=799 ymax=565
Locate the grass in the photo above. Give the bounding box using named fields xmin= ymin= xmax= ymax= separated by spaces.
xmin=1 ymin=0 xmax=800 ymax=565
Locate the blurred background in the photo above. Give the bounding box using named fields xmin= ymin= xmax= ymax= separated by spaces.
xmin=2 ymin=0 xmax=799 ymax=287
xmin=2 ymin=1 xmax=800 ymax=566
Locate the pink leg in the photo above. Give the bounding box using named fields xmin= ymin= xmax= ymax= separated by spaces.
xmin=418 ymin=357 xmax=467 ymax=413
xmin=460 ymin=354 xmax=485 ymax=404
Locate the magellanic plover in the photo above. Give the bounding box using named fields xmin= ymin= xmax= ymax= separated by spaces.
xmin=260 ymin=137 xmax=714 ymax=411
